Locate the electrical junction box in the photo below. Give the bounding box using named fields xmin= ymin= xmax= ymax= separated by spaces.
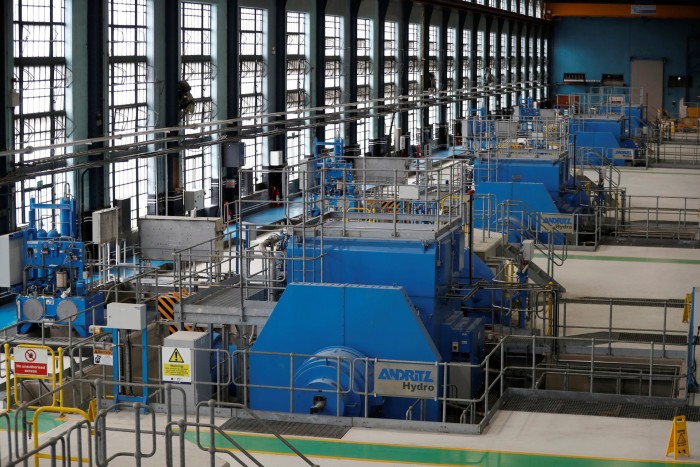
xmin=163 ymin=331 xmax=212 ymax=404
xmin=92 ymin=207 xmax=120 ymax=244
xmin=0 ymin=232 xmax=23 ymax=288
xmin=184 ymin=190 xmax=205 ymax=212
xmin=521 ymin=239 xmax=535 ymax=261
xmin=398 ymin=185 xmax=421 ymax=200
xmin=107 ymin=303 xmax=147 ymax=330
xmin=138 ymin=216 xmax=223 ymax=261
xmin=222 ymin=142 xmax=245 ymax=168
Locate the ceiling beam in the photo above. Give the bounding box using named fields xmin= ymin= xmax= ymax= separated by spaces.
xmin=546 ymin=2 xmax=700 ymax=19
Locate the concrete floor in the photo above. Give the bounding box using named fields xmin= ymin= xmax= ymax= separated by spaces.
xmin=10 ymin=409 xmax=700 ymax=466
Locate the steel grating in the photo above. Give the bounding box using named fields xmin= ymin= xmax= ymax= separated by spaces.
xmin=617 ymin=332 xmax=688 ymax=346
xmin=220 ymin=418 xmax=351 ymax=439
xmin=501 ymin=393 xmax=700 ymax=422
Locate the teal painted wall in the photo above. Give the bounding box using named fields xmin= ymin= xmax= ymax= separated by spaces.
xmin=552 ymin=17 xmax=699 ymax=116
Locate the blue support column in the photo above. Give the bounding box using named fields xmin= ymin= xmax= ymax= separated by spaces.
xmin=111 ymin=328 xmax=150 ymax=404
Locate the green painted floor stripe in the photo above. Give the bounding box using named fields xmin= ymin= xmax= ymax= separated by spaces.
xmin=185 ymin=431 xmax=700 ymax=466
xmin=0 ymin=410 xmax=66 ymax=433
xmin=534 ymin=253 xmax=700 ymax=265
xmin=617 ymin=170 xmax=700 ymax=176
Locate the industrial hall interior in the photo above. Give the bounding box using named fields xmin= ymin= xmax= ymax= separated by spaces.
xmin=1 ymin=0 xmax=700 ymax=465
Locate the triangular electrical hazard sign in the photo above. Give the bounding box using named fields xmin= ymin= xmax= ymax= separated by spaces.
xmin=169 ymin=348 xmax=185 ymax=363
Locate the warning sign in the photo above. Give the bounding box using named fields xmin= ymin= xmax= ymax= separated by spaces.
xmin=169 ymin=348 xmax=185 ymax=363
xmin=161 ymin=346 xmax=192 ymax=383
xmin=14 ymin=347 xmax=49 ymax=377
xmin=93 ymin=348 xmax=113 ymax=366
xmin=666 ymin=415 xmax=691 ymax=459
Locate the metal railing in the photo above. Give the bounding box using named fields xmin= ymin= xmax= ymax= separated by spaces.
xmin=649 ymin=141 xmax=700 ymax=165
xmin=495 ymin=199 xmax=568 ymax=277
xmin=607 ymin=195 xmax=700 ymax=242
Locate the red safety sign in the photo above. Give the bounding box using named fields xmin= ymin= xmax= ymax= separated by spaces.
xmin=14 ymin=347 xmax=49 ymax=377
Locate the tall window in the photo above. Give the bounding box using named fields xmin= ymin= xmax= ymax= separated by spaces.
xmin=324 ymin=15 xmax=343 ymax=142
xmin=407 ymin=23 xmax=420 ymax=145
xmin=520 ymin=34 xmax=527 ymax=100
xmin=383 ymin=21 xmax=399 ymax=146
xmin=543 ymin=36 xmax=549 ymax=99
xmin=240 ymin=7 xmax=266 ymax=185
xmin=357 ymin=18 xmax=372 ymax=155
xmin=109 ymin=0 xmax=148 ymax=229
xmin=13 ymin=0 xmax=67 ymax=227
xmin=511 ymin=34 xmax=518 ymax=104
xmin=181 ymin=2 xmax=213 ymax=206
xmin=427 ymin=25 xmax=439 ymax=128
xmin=446 ymin=27 xmax=457 ymax=126
xmin=477 ymin=28 xmax=486 ymax=109
xmin=500 ymin=30 xmax=508 ymax=108
xmin=462 ymin=28 xmax=472 ymax=116
xmin=286 ymin=11 xmax=308 ymax=179
xmin=528 ymin=35 xmax=535 ymax=98
xmin=534 ymin=36 xmax=543 ymax=100
xmin=488 ymin=30 xmax=497 ymax=111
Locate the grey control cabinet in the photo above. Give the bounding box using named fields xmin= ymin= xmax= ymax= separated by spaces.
xmin=163 ymin=331 xmax=212 ymax=406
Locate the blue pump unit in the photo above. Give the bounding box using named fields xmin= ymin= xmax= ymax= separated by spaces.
xmin=14 ymin=197 xmax=105 ymax=337
xmin=307 ymin=138 xmax=358 ymax=215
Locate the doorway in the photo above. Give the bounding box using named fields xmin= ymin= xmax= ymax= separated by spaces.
xmin=630 ymin=58 xmax=664 ymax=121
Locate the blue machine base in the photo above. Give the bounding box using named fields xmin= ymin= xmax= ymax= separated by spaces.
xmin=17 ymin=293 xmax=105 ymax=337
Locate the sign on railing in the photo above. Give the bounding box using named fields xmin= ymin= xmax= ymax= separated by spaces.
xmin=541 ymin=214 xmax=575 ymax=234
xmin=374 ymin=362 xmax=438 ymax=398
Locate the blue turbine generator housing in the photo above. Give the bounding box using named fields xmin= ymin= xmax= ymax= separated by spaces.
xmin=563 ymin=87 xmax=649 ymax=166
xmin=15 ymin=197 xmax=105 ymax=337
xmin=466 ymin=107 xmax=589 ymax=242
xmin=247 ymin=178 xmax=511 ymax=422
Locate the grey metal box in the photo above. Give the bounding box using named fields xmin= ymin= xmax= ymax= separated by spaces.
xmin=184 ymin=190 xmax=205 ymax=212
xmin=0 ymin=232 xmax=23 ymax=287
xmin=93 ymin=207 xmax=120 ymax=244
xmin=138 ymin=216 xmax=223 ymax=261
xmin=164 ymin=331 xmax=212 ymax=404
xmin=449 ymin=364 xmax=474 ymax=399
xmin=107 ymin=303 xmax=147 ymax=330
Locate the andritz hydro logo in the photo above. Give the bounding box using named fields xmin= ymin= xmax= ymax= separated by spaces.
xmin=378 ymin=368 xmax=436 ymax=393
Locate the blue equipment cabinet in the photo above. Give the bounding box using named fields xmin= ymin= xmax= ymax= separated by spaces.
xmin=14 ymin=197 xmax=105 ymax=337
